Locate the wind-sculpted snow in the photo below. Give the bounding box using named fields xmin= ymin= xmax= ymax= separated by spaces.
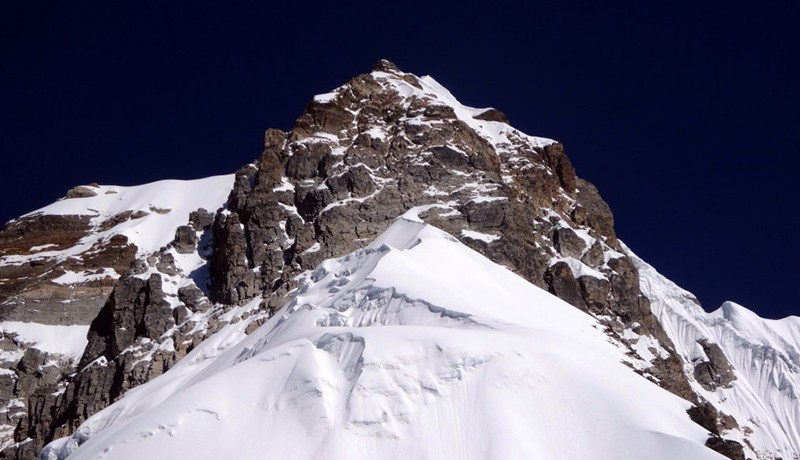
xmin=626 ymin=243 xmax=800 ymax=460
xmin=42 ymin=219 xmax=724 ymax=460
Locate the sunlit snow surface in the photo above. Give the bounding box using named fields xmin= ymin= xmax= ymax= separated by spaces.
xmin=13 ymin=174 xmax=234 ymax=262
xmin=626 ymin=243 xmax=800 ymax=459
xmin=44 ymin=219 xmax=723 ymax=460
xmin=0 ymin=322 xmax=88 ymax=362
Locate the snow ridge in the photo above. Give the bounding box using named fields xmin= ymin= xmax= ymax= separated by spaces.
xmin=43 ymin=219 xmax=723 ymax=460
xmin=20 ymin=174 xmax=235 ymax=258
xmin=626 ymin=243 xmax=800 ymax=460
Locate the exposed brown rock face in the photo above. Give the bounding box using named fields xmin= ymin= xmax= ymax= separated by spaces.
xmin=64 ymin=186 xmax=98 ymax=199
xmin=694 ymin=338 xmax=737 ymax=391
xmin=705 ymin=436 xmax=746 ymax=460
xmin=473 ymin=108 xmax=509 ymax=124
xmin=0 ymin=61 xmax=734 ymax=458
xmin=0 ymin=215 xmax=92 ymax=257
xmin=0 ymin=214 xmax=136 ymax=326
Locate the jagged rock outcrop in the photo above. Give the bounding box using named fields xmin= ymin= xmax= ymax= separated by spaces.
xmin=705 ymin=437 xmax=746 ymax=460
xmin=688 ymin=401 xmax=724 ymax=436
xmin=694 ymin=338 xmax=737 ymax=391
xmin=0 ymin=197 xmax=140 ymax=458
xmin=172 ymin=226 xmax=198 ymax=254
xmin=0 ymin=343 xmax=75 ymax=459
xmin=28 ymin=215 xmax=224 ymax=455
xmin=2 ymin=274 xmax=175 ymax=457
xmin=64 ymin=186 xmax=98 ymax=200
xmin=7 ymin=199 xmax=273 ymax=459
xmin=79 ymin=273 xmax=173 ymax=367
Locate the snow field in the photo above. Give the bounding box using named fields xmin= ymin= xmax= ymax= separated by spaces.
xmin=16 ymin=174 xmax=234 ymax=264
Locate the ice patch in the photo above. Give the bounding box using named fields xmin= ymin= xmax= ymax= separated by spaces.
xmin=51 ymin=268 xmax=119 ymax=285
xmin=461 ymin=229 xmax=501 ymax=243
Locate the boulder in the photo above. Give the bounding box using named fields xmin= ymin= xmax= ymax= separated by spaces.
xmin=694 ymin=339 xmax=737 ymax=390
xmin=64 ymin=186 xmax=98 ymax=199
xmin=172 ymin=225 xmax=198 ymax=254
xmin=705 ymin=437 xmax=745 ymax=460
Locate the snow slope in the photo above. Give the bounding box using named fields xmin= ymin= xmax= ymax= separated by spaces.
xmin=10 ymin=174 xmax=234 ymax=264
xmin=0 ymin=322 xmax=88 ymax=363
xmin=0 ymin=174 xmax=234 ymax=302
xmin=626 ymin=243 xmax=800 ymax=460
xmin=43 ymin=216 xmax=723 ymax=460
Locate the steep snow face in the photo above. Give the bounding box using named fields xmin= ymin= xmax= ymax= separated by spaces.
xmin=626 ymin=244 xmax=800 ymax=460
xmin=44 ymin=218 xmax=723 ymax=460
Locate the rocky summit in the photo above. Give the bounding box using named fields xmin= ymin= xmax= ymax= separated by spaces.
xmin=0 ymin=61 xmax=795 ymax=460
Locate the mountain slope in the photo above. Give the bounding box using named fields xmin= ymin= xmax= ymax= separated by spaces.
xmin=0 ymin=175 xmax=233 ymax=455
xmin=42 ymin=215 xmax=723 ymax=460
xmin=627 ymin=245 xmax=800 ymax=459
xmin=0 ymin=60 xmax=790 ymax=459
xmin=1 ymin=174 xmax=233 ymax=325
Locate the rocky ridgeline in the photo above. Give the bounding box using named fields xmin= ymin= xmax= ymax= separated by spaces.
xmin=0 ymin=61 xmax=743 ymax=459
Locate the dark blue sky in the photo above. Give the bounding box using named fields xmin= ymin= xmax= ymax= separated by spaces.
xmin=2 ymin=2 xmax=798 ymax=319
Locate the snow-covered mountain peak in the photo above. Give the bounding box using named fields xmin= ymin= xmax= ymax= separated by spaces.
xmin=712 ymin=301 xmax=762 ymax=324
xmin=309 ymin=59 xmax=554 ymax=157
xmin=1 ymin=61 xmax=777 ymax=460
xmin=705 ymin=302 xmax=800 ymax=364
xmin=709 ymin=301 xmax=800 ymax=337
